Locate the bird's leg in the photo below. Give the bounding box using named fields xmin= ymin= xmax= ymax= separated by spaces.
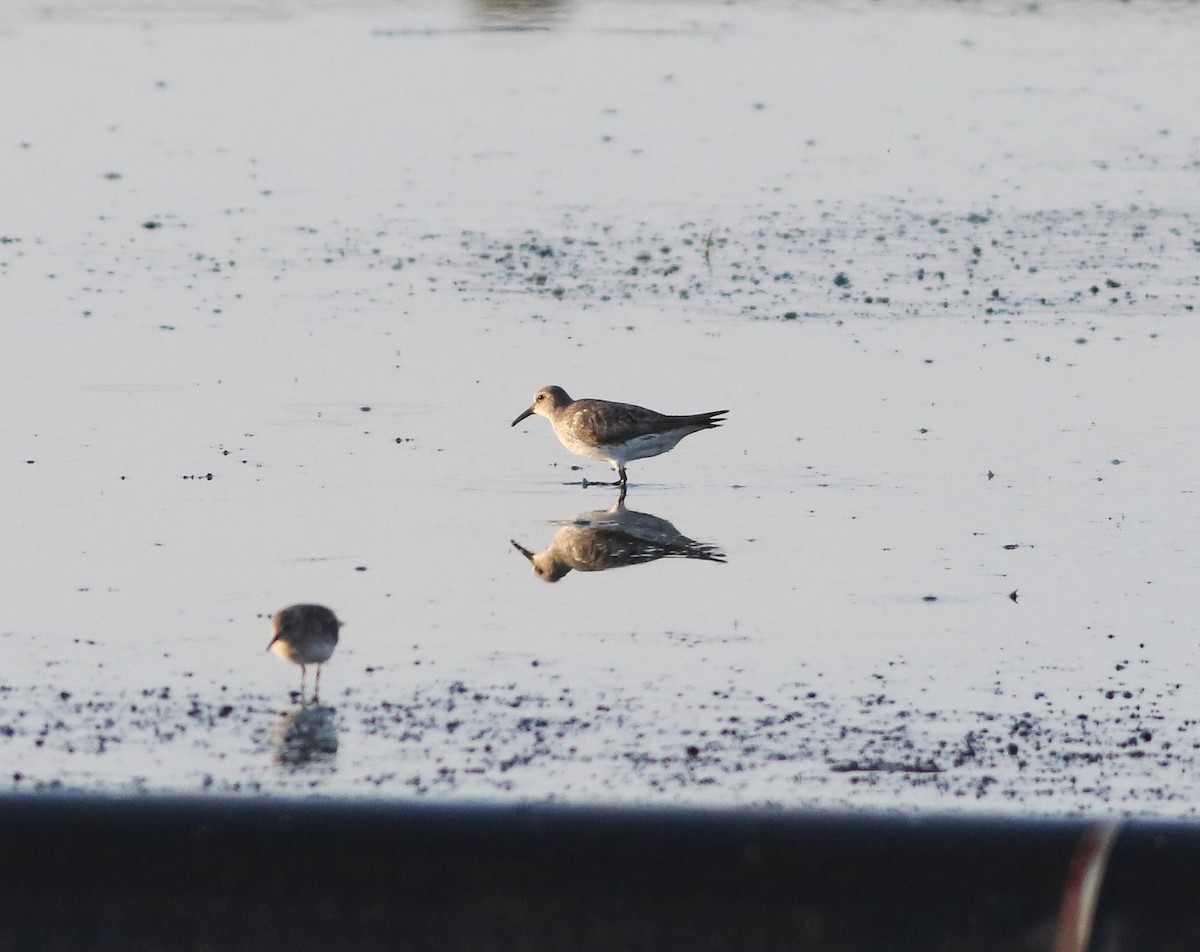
xmin=299 ymin=665 xmax=308 ymax=701
xmin=618 ymin=465 xmax=628 ymax=486
xmin=314 ymin=665 xmax=322 ymax=702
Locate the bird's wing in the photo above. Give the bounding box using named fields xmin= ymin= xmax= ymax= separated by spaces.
xmin=567 ymin=401 xmax=669 ymax=444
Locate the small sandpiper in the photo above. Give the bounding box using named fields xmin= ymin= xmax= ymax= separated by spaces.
xmin=267 ymin=603 xmax=341 ymax=701
xmin=511 ymin=385 xmax=727 ymax=486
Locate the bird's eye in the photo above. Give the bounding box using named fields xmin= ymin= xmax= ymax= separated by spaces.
xmin=536 ymin=392 xmax=545 ymax=402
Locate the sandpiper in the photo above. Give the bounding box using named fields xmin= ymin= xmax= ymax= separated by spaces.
xmin=511 ymin=385 xmax=727 ymax=486
xmin=267 ymin=603 xmax=341 ymax=700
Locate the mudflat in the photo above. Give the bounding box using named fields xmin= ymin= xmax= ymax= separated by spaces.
xmin=2 ymin=0 xmax=1198 ymax=814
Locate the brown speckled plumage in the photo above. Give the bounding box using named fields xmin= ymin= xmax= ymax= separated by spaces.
xmin=512 ymin=386 xmax=726 ymax=485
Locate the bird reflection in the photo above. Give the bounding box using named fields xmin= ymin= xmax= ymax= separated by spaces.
xmin=469 ymin=0 xmax=568 ymax=29
xmin=272 ymin=704 xmax=338 ymax=768
xmin=512 ymin=494 xmax=725 ymax=582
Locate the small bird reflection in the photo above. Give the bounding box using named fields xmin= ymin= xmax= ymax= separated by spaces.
xmin=272 ymin=704 xmax=338 ymax=768
xmin=512 ymin=494 xmax=725 ymax=583
xmin=469 ymin=0 xmax=568 ymax=29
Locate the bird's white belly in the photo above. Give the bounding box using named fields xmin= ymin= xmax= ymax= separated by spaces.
xmin=556 ymin=429 xmax=619 ymax=464
xmin=556 ymin=429 xmax=687 ymax=466
xmin=617 ymin=431 xmax=689 ymax=463
xmin=271 ymin=637 xmax=335 ymax=666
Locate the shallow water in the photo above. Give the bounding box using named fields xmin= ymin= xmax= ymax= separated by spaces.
xmin=1 ymin=0 xmax=1199 ymax=814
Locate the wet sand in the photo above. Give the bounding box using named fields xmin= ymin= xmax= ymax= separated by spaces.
xmin=1 ymin=0 xmax=1199 ymax=815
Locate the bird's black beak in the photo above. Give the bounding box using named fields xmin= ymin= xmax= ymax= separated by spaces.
xmin=511 ymin=407 xmax=534 ymax=427
xmin=511 ymin=540 xmax=535 ymax=562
